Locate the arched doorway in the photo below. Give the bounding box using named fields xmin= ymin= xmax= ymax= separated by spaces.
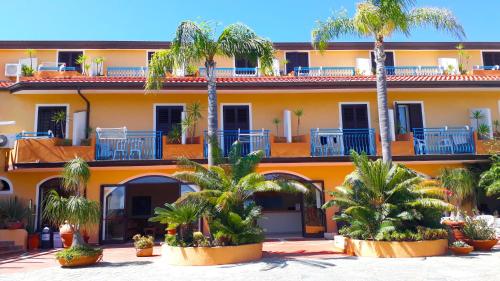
xmin=37 ymin=177 xmax=75 ymax=231
xmin=255 ymin=173 xmax=326 ymax=238
xmin=100 ymin=175 xmax=198 ymax=244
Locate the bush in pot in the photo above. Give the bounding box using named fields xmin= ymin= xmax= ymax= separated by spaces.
xmin=133 ymin=234 xmax=154 ymax=257
xmin=462 ymin=216 xmax=498 ymax=251
xmin=0 ymin=197 xmax=30 ymax=229
xmin=449 ymin=240 xmax=474 ymax=255
xmin=43 ymin=157 xmax=102 ymax=267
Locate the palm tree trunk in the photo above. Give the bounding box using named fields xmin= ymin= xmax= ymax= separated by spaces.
xmin=374 ymin=39 xmax=392 ymax=164
xmin=70 ymin=228 xmax=86 ymax=248
xmin=206 ymin=60 xmax=218 ymax=166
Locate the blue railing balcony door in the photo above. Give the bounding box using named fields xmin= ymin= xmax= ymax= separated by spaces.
xmin=107 ymin=67 xmax=147 ymax=77
xmin=204 ymin=129 xmax=270 ymax=158
xmin=413 ymin=127 xmax=475 ymax=155
xmin=199 ymin=67 xmax=259 ymax=78
xmin=311 ymin=128 xmax=376 ymax=157
xmin=294 ymin=67 xmax=356 ymax=77
xmin=95 ymin=131 xmax=162 ymax=161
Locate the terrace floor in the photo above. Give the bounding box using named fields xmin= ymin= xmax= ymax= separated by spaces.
xmin=1 ymin=239 xmax=499 ymax=281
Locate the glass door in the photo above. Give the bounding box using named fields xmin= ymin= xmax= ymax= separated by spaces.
xmin=302 ymin=181 xmax=326 ymax=238
xmin=101 ymin=185 xmax=127 ymax=243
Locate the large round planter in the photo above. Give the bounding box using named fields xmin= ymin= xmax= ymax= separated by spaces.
xmin=161 ymin=243 xmax=263 ymax=266
xmin=345 ymin=239 xmax=448 ymax=258
xmin=136 ymin=247 xmax=153 ymax=257
xmin=57 ymin=253 xmax=102 ymax=267
xmin=449 ymin=246 xmax=474 ymax=255
xmin=469 ymin=239 xmax=498 ymax=251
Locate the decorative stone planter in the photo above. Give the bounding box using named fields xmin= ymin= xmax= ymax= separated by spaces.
xmin=345 ymin=239 xmax=448 ymax=258
xmin=163 ymin=136 xmax=204 ymax=159
xmin=57 ymin=253 xmax=103 ymax=267
xmin=449 ymin=246 xmax=474 ymax=255
xmin=469 ymin=239 xmax=498 ymax=251
xmin=270 ymin=134 xmax=310 ymax=157
xmin=161 ymin=243 xmax=263 ymax=266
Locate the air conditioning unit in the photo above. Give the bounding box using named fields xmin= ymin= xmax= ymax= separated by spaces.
xmin=0 ymin=134 xmax=17 ymax=148
xmin=5 ymin=64 xmax=20 ymax=77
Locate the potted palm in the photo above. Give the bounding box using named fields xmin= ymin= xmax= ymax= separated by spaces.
xmin=292 ymin=109 xmax=305 ymax=143
xmin=133 ymin=234 xmax=155 ymax=257
xmin=164 ymin=102 xmax=204 ymax=159
xmin=449 ymin=240 xmax=474 ymax=255
xmin=463 ymin=216 xmax=498 ymax=251
xmin=43 ymin=157 xmax=102 ymax=267
xmin=323 ymin=152 xmax=453 ymax=258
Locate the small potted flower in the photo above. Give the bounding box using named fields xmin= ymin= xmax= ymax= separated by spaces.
xmin=449 ymin=241 xmax=474 ymax=255
xmin=133 ymin=234 xmax=154 ymax=257
xmin=463 ymin=216 xmax=498 ymax=251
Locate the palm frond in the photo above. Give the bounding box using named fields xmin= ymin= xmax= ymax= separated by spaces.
xmin=408 ymin=7 xmax=465 ymax=40
xmin=312 ymin=9 xmax=357 ymax=50
xmin=62 ymin=157 xmax=90 ymax=194
xmin=145 ymin=49 xmax=175 ymax=91
xmin=172 ymin=171 xmax=219 ymax=190
xmin=405 ymin=198 xmax=454 ymax=211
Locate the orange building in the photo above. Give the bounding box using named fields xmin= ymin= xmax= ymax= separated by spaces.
xmin=0 ymin=41 xmax=499 ymax=243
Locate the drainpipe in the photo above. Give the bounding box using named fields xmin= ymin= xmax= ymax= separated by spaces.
xmin=76 ymin=88 xmax=90 ymax=139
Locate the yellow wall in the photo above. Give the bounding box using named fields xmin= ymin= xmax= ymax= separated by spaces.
xmin=1 ymin=89 xmax=499 ymax=138
xmin=0 ymin=50 xmax=57 ymax=81
xmin=394 ymin=50 xmax=482 ymax=69
xmin=85 ymin=50 xmax=149 ymax=73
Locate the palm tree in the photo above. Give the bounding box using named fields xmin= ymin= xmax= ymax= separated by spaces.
xmin=323 ymin=151 xmax=453 ymax=240
xmin=312 ymin=1 xmax=465 ymax=164
xmin=293 ymin=109 xmax=304 ymax=136
xmin=51 ymin=111 xmax=66 ymax=138
xmin=43 ymin=157 xmax=99 ymax=248
xmin=146 ymin=21 xmax=275 ymax=166
xmin=438 ymin=168 xmax=477 ymax=214
xmin=479 ymin=155 xmax=500 ymax=198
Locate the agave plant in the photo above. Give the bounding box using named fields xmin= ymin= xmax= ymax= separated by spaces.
xmin=323 ymin=151 xmax=453 ymax=240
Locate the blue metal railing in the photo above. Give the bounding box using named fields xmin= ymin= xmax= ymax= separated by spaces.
xmin=16 ymin=131 xmax=54 ymax=140
xmin=203 ymin=129 xmax=270 ymax=158
xmin=294 ymin=67 xmax=355 ymax=77
xmin=310 ymin=128 xmax=376 ymax=156
xmin=199 ymin=67 xmax=259 ymax=77
xmin=413 ymin=127 xmax=475 ymax=155
xmin=385 ymin=66 xmax=444 ymax=76
xmin=107 ymin=67 xmax=148 ymax=77
xmin=473 ymin=65 xmax=500 ymax=70
xmin=95 ymin=131 xmax=162 ymax=160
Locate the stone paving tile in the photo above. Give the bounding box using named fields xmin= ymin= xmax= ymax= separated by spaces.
xmin=1 ymin=243 xmax=499 ymax=281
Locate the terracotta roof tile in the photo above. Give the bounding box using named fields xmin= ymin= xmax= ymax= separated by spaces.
xmin=0 ymin=81 xmax=14 ymax=88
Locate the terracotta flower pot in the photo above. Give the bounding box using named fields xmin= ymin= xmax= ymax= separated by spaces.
xmin=28 ymin=233 xmax=41 ymax=250
xmin=59 ymin=223 xmax=74 ymax=248
xmin=57 ymin=253 xmax=102 ymax=267
xmin=136 ymin=247 xmax=153 ymax=257
xmin=449 ymin=246 xmax=474 ymax=255
xmin=6 ymin=221 xmax=24 ymax=229
xmin=167 ymin=228 xmax=177 ymax=235
xmin=442 ymin=220 xmax=466 ymax=241
xmin=469 ymin=239 xmax=499 ymax=251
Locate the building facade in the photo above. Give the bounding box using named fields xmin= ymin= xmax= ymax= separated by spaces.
xmin=0 ymin=41 xmax=499 ymax=243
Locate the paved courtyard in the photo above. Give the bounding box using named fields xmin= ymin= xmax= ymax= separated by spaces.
xmin=1 ymin=240 xmax=499 ymax=281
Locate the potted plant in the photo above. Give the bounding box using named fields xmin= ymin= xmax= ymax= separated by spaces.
xmin=463 ymin=216 xmax=498 ymax=251
xmin=43 ymin=157 xmax=102 ymax=267
xmin=0 ymin=197 xmax=29 ymax=229
xmin=133 ymin=234 xmax=154 ymax=257
xmin=272 ymin=117 xmax=287 ymax=143
xmin=456 ymin=43 xmax=470 ymax=75
xmin=182 ymin=101 xmax=203 ymax=144
xmin=395 ymin=125 xmax=411 ymax=141
xmin=26 ymin=201 xmax=41 ymax=250
xmin=449 ymin=240 xmax=474 ymax=255
xmin=292 ymin=109 xmax=305 ymax=142
xmin=76 ymin=54 xmax=91 ymax=76
xmin=93 ymin=57 xmax=105 ymax=76
xmin=167 ymin=125 xmax=182 ymax=144
xmin=477 ymin=124 xmax=491 ymax=140
xmin=51 ymin=111 xmax=67 ymax=140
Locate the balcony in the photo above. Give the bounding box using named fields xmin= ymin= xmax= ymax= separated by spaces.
xmin=294 ymin=67 xmax=356 ymax=77
xmin=413 ymin=127 xmax=475 ymax=155
xmin=203 ymin=130 xmax=270 ymax=158
xmin=199 ymin=67 xmax=259 ymax=77
xmin=95 ymin=130 xmax=162 ymax=160
xmin=310 ymin=128 xmax=376 ymax=156
xmin=106 ymin=67 xmax=148 ymax=77
xmin=384 ymin=66 xmax=443 ymax=76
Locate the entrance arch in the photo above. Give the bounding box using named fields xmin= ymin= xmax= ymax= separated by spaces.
xmin=254 ymin=172 xmax=326 ymax=238
xmin=100 ymin=175 xmax=198 ymax=244
xmin=36 ymin=177 xmax=74 ymax=230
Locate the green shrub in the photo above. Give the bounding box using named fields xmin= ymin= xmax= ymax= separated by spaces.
xmin=451 ymin=240 xmax=470 ymax=248
xmin=463 ymin=216 xmax=496 ymax=240
xmin=132 ymin=234 xmax=154 ymax=249
xmin=55 ymin=246 xmax=102 ymax=262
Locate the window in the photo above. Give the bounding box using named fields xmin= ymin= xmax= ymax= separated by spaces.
xmin=371 ymin=51 xmax=395 ymax=74
xmin=58 ymin=51 xmax=84 ymax=72
xmin=147 ymin=51 xmax=157 ymax=65
xmin=0 ymin=178 xmax=12 ymax=194
xmin=395 ymin=103 xmax=423 ymax=134
xmin=285 ymin=52 xmax=309 ymax=74
xmin=155 ymin=105 xmax=184 ymax=137
xmin=235 ymin=55 xmax=258 ymax=75
xmin=36 ymin=105 xmax=67 ymax=138
xmin=482 ymin=52 xmax=500 ymax=66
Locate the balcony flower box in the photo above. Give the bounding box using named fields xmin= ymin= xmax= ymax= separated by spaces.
xmin=473 ymin=69 xmax=500 ymax=76
xmin=14 ymin=138 xmax=94 ymax=164
xmin=163 ymin=136 xmax=204 ymax=160
xmin=392 ymin=133 xmax=415 ymax=156
xmin=270 ymin=134 xmax=310 ymax=157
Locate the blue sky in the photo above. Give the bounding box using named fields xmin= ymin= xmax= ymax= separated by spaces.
xmin=1 ymin=0 xmax=498 ymax=42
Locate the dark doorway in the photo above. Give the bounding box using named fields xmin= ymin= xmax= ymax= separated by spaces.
xmin=37 ymin=178 xmax=75 ymax=231
xmin=371 ymin=51 xmax=395 ymax=74
xmin=58 ymin=51 xmax=84 ymax=72
xmin=235 ymin=55 xmax=258 ymax=75
xmin=100 ymin=176 xmax=189 ymax=244
xmin=482 ymin=52 xmax=500 ymax=66
xmin=155 ymin=105 xmax=184 ymax=139
xmin=341 ymin=104 xmax=371 ymax=155
xmin=285 ymin=52 xmax=309 ymax=75
xmin=395 ymin=103 xmax=424 ymax=135
xmin=222 ymin=105 xmax=250 ymax=156
xmin=36 ymin=106 xmax=67 ymax=138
